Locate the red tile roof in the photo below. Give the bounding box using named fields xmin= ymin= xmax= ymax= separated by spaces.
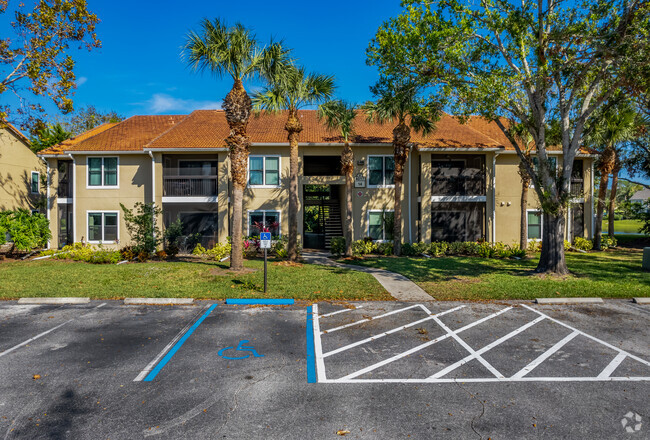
xmin=1 ymin=121 xmax=30 ymax=145
xmin=50 ymin=110 xmax=592 ymax=154
xmin=39 ymin=122 xmax=119 ymax=156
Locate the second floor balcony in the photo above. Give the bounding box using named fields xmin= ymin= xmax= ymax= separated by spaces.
xmin=163 ymin=174 xmax=218 ymax=197
xmin=431 ymin=155 xmax=486 ymax=197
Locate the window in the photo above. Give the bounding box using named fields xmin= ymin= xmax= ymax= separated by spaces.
xmin=527 ymin=211 xmax=542 ymax=240
xmin=248 ymin=211 xmax=280 ymax=237
xmin=368 ymin=211 xmax=394 ymax=241
xmin=249 ymin=156 xmax=280 ymax=186
xmin=368 ymin=156 xmax=395 ymax=187
xmin=30 ymin=171 xmax=39 ymax=194
xmin=88 ymin=212 xmax=118 ymax=243
xmin=178 ymin=160 xmax=217 ymax=176
xmin=87 ymin=157 xmax=118 ymax=187
xmin=532 ymin=156 xmax=557 ymax=176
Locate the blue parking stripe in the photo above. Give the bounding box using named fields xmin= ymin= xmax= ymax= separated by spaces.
xmin=226 ymin=299 xmax=295 ymax=305
xmin=143 ymin=304 xmax=218 ymax=382
xmin=306 ymin=306 xmax=316 ymax=383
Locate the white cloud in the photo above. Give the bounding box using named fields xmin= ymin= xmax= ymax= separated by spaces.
xmin=148 ymin=93 xmax=221 ymax=113
xmin=76 ymin=76 xmax=88 ymax=86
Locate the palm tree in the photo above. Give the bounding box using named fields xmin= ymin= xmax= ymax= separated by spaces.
xmin=589 ymin=104 xmax=639 ymax=250
xmin=252 ymin=66 xmax=335 ymax=261
xmin=184 ymin=18 xmax=291 ymax=271
xmin=362 ymin=79 xmax=439 ymax=256
xmin=318 ymin=100 xmax=357 ymax=256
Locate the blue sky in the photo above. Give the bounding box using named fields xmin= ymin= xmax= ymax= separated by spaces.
xmin=55 ymin=0 xmax=402 ymax=118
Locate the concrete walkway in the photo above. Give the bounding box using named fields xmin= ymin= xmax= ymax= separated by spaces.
xmin=302 ymin=251 xmax=434 ymax=301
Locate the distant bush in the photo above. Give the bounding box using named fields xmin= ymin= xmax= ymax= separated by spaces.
xmin=164 ymin=219 xmax=183 ymax=257
xmin=0 ymin=210 xmax=51 ymax=252
xmin=346 ymin=239 xmax=526 ymax=260
xmin=193 ymin=242 xmax=231 ymax=261
xmin=572 ymin=237 xmax=593 ymax=251
xmin=601 ymin=236 xmax=617 ymax=250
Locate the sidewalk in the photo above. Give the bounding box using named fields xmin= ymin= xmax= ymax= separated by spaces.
xmin=302 ymin=251 xmax=434 ymax=301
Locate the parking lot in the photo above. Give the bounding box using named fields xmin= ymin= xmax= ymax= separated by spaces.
xmin=0 ymin=300 xmax=648 ymax=439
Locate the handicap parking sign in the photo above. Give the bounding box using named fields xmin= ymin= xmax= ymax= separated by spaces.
xmin=260 ymin=232 xmax=271 ymax=249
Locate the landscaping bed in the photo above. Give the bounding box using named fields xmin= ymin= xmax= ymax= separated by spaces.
xmin=341 ymin=249 xmax=650 ymax=301
xmin=0 ymin=258 xmax=391 ymax=301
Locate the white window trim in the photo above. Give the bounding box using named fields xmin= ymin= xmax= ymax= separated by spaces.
xmin=86 ymin=210 xmax=119 ymax=244
xmin=367 ymin=155 xmax=395 ymax=188
xmin=431 ymin=195 xmax=487 ymax=203
xmin=526 ymin=209 xmax=543 ymax=242
xmin=367 ymin=209 xmax=394 ymax=242
xmin=86 ymin=156 xmax=120 ymax=189
xmin=30 ymin=171 xmax=40 ymax=194
xmin=246 ymin=210 xmax=281 ymax=237
xmin=248 ymin=155 xmax=281 ymax=188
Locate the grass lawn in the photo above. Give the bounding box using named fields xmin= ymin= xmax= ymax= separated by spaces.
xmin=0 ymin=258 xmax=391 ymax=301
xmin=342 ymin=249 xmax=649 ymax=301
xmin=602 ymin=219 xmax=644 ymax=234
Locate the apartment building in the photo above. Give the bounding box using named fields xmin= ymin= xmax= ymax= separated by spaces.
xmin=0 ymin=122 xmax=46 ymax=213
xmin=38 ymin=110 xmax=596 ymax=249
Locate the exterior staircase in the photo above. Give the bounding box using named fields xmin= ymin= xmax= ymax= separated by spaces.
xmin=323 ymin=202 xmax=343 ymax=249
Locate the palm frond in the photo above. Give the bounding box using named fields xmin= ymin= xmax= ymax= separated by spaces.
xmin=318 ymin=100 xmax=356 ymax=142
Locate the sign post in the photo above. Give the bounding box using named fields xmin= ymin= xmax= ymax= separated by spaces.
xmin=260 ymin=232 xmax=271 ymax=293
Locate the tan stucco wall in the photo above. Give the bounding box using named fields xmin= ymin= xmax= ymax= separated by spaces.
xmin=0 ymin=127 xmax=45 ymax=212
xmin=73 ymin=153 xmax=151 ymax=247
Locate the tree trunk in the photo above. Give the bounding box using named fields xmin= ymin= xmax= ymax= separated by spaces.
xmin=223 ymin=78 xmax=252 ymax=271
xmin=341 ymin=142 xmax=354 ymax=256
xmin=536 ymin=211 xmax=569 ymax=275
xmin=608 ymin=155 xmax=621 ymax=238
xmin=285 ymin=110 xmax=302 ymax=261
xmin=593 ymin=172 xmax=610 ymax=250
xmin=594 ymin=145 xmax=615 ymax=251
xmin=520 ymin=181 xmax=529 ymax=251
xmin=392 ymin=121 xmax=410 ymax=256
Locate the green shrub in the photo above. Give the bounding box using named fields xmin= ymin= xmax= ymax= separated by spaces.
xmin=41 ymin=243 xmax=121 ymax=264
xmin=601 ymin=236 xmax=617 ymax=250
xmin=573 ymin=237 xmax=593 ymax=251
xmin=374 ymin=241 xmax=394 ymax=256
xmin=193 ymin=242 xmax=232 ymax=261
xmin=192 ymin=244 xmax=207 ymax=255
xmin=400 ymin=243 xmax=417 ymax=256
xmin=164 ymin=219 xmax=183 ymax=256
xmin=0 ymin=210 xmax=51 ymax=251
xmin=330 ymin=237 xmax=345 ymax=257
xmin=351 ymin=239 xmax=374 ymax=256
xmin=120 ymin=202 xmax=162 ymax=257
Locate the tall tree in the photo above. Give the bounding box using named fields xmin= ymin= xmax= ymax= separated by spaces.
xmin=252 ymin=66 xmax=335 ymax=261
xmin=518 ymin=149 xmax=534 ymax=251
xmin=362 ymin=78 xmax=439 ymax=255
xmin=0 ymin=0 xmax=101 ymax=130
xmin=185 ymin=18 xmax=291 ymax=271
xmin=587 ymin=103 xmax=642 ymax=249
xmin=318 ymin=100 xmax=357 ymax=256
xmin=368 ymin=0 xmax=650 ymax=274
xmin=29 ymin=123 xmax=72 ymax=153
xmin=65 ymin=105 xmax=123 ymax=135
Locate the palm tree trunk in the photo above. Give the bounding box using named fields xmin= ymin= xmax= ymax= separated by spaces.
xmin=392 ymin=122 xmax=410 ymax=256
xmin=223 ymin=78 xmax=252 ymax=271
xmin=608 ymin=154 xmax=621 ymax=238
xmin=285 ymin=110 xmax=302 ymax=261
xmin=520 ymin=180 xmax=529 ymax=251
xmin=594 ymin=172 xmax=610 ymax=250
xmin=341 ymin=142 xmax=354 ymax=256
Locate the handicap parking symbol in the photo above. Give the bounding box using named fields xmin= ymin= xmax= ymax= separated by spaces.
xmin=218 ymin=340 xmax=264 ymax=360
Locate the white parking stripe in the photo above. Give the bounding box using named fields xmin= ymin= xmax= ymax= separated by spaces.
xmin=521 ymin=304 xmax=650 ymax=368
xmin=0 ymin=303 xmax=107 ymax=359
xmin=319 ymin=306 xmax=363 ymax=318
xmin=134 ymin=305 xmax=209 ymax=382
xmin=321 ymin=304 xmax=423 ymax=334
xmin=337 ymin=307 xmax=512 ymax=380
xmin=322 ymin=376 xmax=650 ymax=384
xmin=0 ymin=320 xmax=73 ymax=358
xmin=430 ymin=316 xmax=545 ymax=379
xmin=511 ymin=330 xmax=578 ymax=378
xmin=597 ymin=352 xmax=628 ymax=379
xmin=323 ymin=305 xmax=465 ymax=358
xmin=312 ymin=303 xmax=327 ymax=382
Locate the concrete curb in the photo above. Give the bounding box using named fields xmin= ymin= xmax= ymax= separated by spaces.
xmin=123 ymin=298 xmax=194 ymax=305
xmin=225 ymin=299 xmax=294 ymax=305
xmin=535 ymin=297 xmax=603 ymax=305
xmin=633 ymin=297 xmax=650 ymax=305
xmin=17 ymin=297 xmax=90 ymax=304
